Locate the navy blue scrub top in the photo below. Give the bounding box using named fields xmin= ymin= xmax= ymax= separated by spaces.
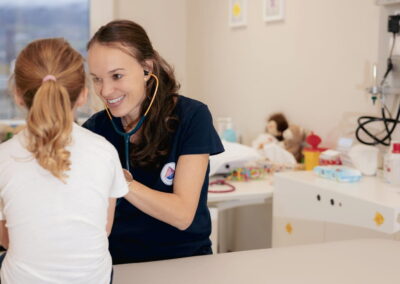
xmin=83 ymin=95 xmax=224 ymax=264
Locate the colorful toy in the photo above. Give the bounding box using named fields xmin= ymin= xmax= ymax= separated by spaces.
xmin=226 ymin=167 xmax=271 ymax=181
xmin=314 ymin=165 xmax=362 ymax=183
xmin=225 ymin=161 xmax=304 ymax=181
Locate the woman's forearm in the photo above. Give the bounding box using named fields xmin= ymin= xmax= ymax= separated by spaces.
xmin=123 ymin=154 xmax=208 ymax=230
xmin=124 ymin=181 xmax=196 ymax=230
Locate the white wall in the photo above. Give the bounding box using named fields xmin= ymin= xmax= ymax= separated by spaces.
xmin=187 ymin=0 xmax=381 ymax=146
xmin=114 ymin=0 xmax=187 ymax=94
xmin=90 ymin=0 xmax=115 ymax=36
xmin=111 ymin=1 xmax=394 ymax=148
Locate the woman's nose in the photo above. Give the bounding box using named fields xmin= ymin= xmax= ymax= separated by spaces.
xmin=100 ymin=81 xmax=114 ymax=98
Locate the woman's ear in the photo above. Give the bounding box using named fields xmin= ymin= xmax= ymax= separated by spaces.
xmin=75 ymin=87 xmax=88 ymax=108
xmin=143 ymin=60 xmax=154 ymax=81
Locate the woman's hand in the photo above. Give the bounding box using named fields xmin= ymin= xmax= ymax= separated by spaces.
xmin=0 ymin=220 xmax=9 ymax=249
xmin=123 ymin=169 xmax=134 ymax=184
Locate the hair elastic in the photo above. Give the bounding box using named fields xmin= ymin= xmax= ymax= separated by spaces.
xmin=42 ymin=75 xmax=57 ymax=83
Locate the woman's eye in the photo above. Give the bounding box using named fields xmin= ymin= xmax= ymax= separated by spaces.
xmin=112 ymin=74 xmax=123 ymax=80
xmin=92 ymin=77 xmax=101 ymax=84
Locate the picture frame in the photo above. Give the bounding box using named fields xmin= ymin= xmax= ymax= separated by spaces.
xmin=229 ymin=0 xmax=247 ymax=28
xmin=263 ymin=0 xmax=285 ymax=22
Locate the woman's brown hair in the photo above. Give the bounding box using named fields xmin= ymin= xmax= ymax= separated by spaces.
xmin=88 ymin=20 xmax=179 ymax=169
xmin=13 ymin=38 xmax=85 ymax=181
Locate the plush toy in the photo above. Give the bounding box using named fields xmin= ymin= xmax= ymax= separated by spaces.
xmin=252 ymin=113 xmax=288 ymax=150
xmin=251 ymin=133 xmax=277 ymax=150
xmin=266 ymin=113 xmax=289 ymax=142
xmin=282 ymin=124 xmax=307 ymax=162
xmin=252 ymin=112 xmax=306 ymax=164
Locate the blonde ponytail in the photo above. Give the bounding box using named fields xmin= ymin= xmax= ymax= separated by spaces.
xmin=26 ymin=80 xmax=73 ymax=182
xmin=13 ymin=38 xmax=85 ymax=183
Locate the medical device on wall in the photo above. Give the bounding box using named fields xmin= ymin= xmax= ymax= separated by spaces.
xmin=356 ymin=14 xmax=400 ymax=146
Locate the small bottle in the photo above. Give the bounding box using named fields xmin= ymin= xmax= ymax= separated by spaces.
xmin=222 ymin=118 xmax=237 ymax=143
xmin=384 ymin=142 xmax=400 ymax=185
xmin=216 ymin=117 xmax=229 ymax=139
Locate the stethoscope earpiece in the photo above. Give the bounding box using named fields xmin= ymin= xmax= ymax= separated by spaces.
xmin=144 ymin=70 xmax=151 ymax=81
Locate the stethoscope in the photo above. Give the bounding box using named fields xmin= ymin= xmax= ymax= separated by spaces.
xmin=103 ymin=72 xmax=159 ymax=172
xmin=208 ymin=179 xmax=236 ymax=193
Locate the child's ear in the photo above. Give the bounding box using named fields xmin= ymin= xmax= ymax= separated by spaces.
xmin=75 ymin=87 xmax=88 ymax=108
xmin=13 ymin=90 xmax=25 ymax=108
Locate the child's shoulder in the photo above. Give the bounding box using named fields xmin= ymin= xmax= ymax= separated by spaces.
xmin=0 ymin=132 xmax=27 ymax=169
xmin=72 ymin=124 xmax=118 ymax=161
xmin=74 ymin=124 xmax=113 ymax=148
xmin=0 ymin=131 xmax=24 ymax=153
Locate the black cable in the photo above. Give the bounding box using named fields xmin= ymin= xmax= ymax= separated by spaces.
xmin=356 ymin=104 xmax=400 ymax=146
xmin=383 ymin=102 xmax=393 ymax=118
xmin=380 ymin=33 xmax=395 ymax=87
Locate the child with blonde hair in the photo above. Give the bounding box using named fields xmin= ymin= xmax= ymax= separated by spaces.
xmin=0 ymin=38 xmax=128 ymax=283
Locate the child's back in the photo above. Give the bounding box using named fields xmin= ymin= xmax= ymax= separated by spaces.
xmin=0 ymin=124 xmax=126 ymax=283
xmin=0 ymin=38 xmax=128 ymax=283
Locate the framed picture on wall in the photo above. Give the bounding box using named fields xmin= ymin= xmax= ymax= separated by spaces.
xmin=263 ymin=0 xmax=285 ymax=22
xmin=229 ymin=0 xmax=247 ymax=28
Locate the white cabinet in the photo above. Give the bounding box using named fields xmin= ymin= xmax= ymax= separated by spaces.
xmin=272 ymin=171 xmax=400 ymax=247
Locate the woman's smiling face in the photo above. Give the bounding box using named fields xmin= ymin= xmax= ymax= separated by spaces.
xmin=88 ymin=43 xmax=151 ymax=121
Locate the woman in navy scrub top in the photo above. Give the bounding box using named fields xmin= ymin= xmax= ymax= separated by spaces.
xmin=83 ymin=20 xmax=224 ymax=264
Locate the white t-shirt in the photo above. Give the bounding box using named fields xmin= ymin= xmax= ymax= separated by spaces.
xmin=0 ymin=124 xmax=128 ymax=284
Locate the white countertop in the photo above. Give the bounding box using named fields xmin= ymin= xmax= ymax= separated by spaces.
xmin=208 ymin=178 xmax=274 ymax=203
xmin=113 ymin=238 xmax=400 ymax=284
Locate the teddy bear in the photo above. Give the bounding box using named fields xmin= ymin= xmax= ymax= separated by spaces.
xmin=282 ymin=124 xmax=307 ymax=163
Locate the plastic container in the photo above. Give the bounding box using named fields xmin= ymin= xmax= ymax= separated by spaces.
xmin=303 ymin=151 xmax=320 ymax=170
xmin=222 ymin=118 xmax=237 ymax=142
xmin=314 ymin=166 xmax=362 ymax=183
xmin=383 ymin=142 xmax=400 ymax=185
xmin=303 ymin=132 xmax=325 ymax=171
xmin=216 ymin=117 xmax=230 ymax=138
xmin=348 ymin=144 xmax=378 ymax=176
xmin=319 ymin=149 xmax=342 ymax=165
